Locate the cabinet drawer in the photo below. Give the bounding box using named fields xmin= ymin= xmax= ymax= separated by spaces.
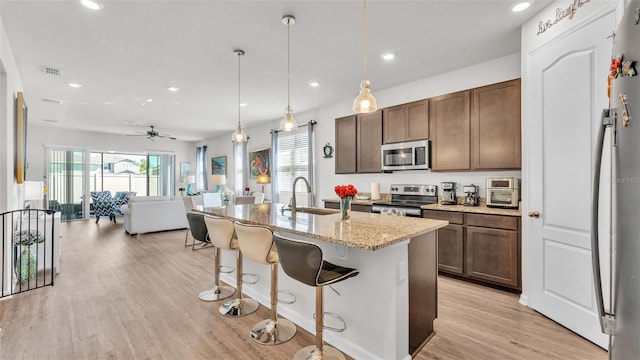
xmin=466 ymin=213 xmax=518 ymax=230
xmin=324 ymin=202 xmax=339 ymax=210
xmin=352 ymin=204 xmax=372 ymax=213
xmin=422 ymin=210 xmax=463 ymax=225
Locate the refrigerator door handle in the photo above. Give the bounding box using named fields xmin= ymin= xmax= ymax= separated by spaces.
xmin=591 ymin=108 xmax=615 ymax=335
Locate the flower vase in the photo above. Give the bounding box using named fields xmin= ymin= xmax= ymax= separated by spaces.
xmin=339 ymin=197 xmax=352 ymax=221
xmin=18 ymin=247 xmax=37 ymax=282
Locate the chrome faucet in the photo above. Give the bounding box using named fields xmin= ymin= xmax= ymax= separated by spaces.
xmin=289 ymin=176 xmax=311 ymax=219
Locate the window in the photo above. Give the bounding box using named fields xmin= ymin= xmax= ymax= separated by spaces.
xmin=277 ymin=128 xmax=311 ymax=205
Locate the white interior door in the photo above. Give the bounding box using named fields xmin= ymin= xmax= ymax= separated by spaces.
xmin=526 ymin=10 xmax=615 ymax=348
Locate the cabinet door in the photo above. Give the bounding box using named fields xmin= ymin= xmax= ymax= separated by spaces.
xmin=437 ymin=224 xmax=464 ymax=274
xmin=382 ymin=105 xmax=407 ymax=144
xmin=429 ymin=91 xmax=471 ymax=171
xmin=356 ymin=111 xmax=382 ymax=173
xmin=351 ymin=204 xmax=372 ymax=213
xmin=465 ymin=226 xmax=519 ymax=288
xmin=471 ymin=79 xmax=521 ymax=170
xmin=406 ymin=99 xmax=429 ymax=141
xmin=335 ymin=115 xmax=357 ymax=174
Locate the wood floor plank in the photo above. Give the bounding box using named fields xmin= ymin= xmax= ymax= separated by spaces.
xmin=0 ymin=220 xmax=606 ymax=360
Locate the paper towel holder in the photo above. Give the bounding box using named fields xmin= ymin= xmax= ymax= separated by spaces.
xmin=323 ymin=143 xmax=334 ymax=158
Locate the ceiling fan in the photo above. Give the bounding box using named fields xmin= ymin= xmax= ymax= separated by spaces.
xmin=127 ymin=125 xmax=176 ymax=140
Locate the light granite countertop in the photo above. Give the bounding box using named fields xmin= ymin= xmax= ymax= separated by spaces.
xmin=193 ymin=203 xmax=448 ymax=251
xmin=421 ymin=203 xmax=522 ymax=217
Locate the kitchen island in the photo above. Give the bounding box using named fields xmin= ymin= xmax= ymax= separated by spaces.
xmin=194 ymin=203 xmax=448 ymax=360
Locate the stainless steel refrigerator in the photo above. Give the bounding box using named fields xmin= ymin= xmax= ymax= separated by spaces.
xmin=592 ymin=1 xmax=640 ymax=358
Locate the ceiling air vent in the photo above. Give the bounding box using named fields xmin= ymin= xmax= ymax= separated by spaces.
xmin=41 ymin=98 xmax=63 ymax=105
xmin=40 ymin=66 xmax=63 ymax=77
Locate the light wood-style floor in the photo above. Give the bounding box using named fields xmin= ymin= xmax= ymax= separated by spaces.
xmin=0 ymin=220 xmax=606 ymax=360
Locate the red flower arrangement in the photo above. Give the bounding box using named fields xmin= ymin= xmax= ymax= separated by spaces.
xmin=334 ymin=184 xmax=358 ymax=199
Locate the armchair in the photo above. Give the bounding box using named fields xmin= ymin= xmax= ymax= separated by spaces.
xmin=90 ymin=191 xmax=118 ymax=223
xmin=113 ymin=191 xmax=136 ymax=216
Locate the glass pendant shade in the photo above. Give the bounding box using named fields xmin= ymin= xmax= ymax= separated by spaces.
xmin=231 ymin=124 xmax=247 ymax=143
xmin=279 ymin=106 xmax=298 ymax=132
xmin=353 ymin=80 xmax=378 ymax=113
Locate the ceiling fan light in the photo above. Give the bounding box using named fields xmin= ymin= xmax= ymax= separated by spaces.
xmin=279 ymin=107 xmax=298 ymax=132
xmin=353 ymin=80 xmax=377 ymax=113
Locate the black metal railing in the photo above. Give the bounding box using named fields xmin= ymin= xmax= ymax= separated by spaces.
xmin=1 ymin=209 xmax=56 ymax=298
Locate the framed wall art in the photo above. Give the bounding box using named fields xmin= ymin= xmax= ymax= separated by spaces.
xmin=180 ymin=162 xmax=191 ymax=183
xmin=249 ymin=148 xmax=270 ymax=179
xmin=211 ymin=156 xmax=227 ymax=176
xmin=15 ymin=92 xmax=27 ymax=184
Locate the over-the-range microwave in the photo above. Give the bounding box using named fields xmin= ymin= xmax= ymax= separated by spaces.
xmin=381 ymin=140 xmax=430 ymax=171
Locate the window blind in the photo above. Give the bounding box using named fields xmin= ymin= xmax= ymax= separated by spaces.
xmin=277 ymin=129 xmax=309 ymax=193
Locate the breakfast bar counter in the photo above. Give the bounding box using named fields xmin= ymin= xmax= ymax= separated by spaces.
xmin=194 ymin=203 xmax=448 ymax=360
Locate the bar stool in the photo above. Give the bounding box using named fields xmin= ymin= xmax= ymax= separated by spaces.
xmin=273 ymin=232 xmax=359 ymax=360
xmin=218 ymin=222 xmax=260 ymax=318
xmin=199 ymin=216 xmax=237 ymax=302
xmin=234 ymin=222 xmax=297 ymax=345
xmin=186 ymin=212 xmax=212 ymax=251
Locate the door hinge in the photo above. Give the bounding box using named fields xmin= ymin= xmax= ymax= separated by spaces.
xmin=602 ymin=314 xmax=615 ymax=335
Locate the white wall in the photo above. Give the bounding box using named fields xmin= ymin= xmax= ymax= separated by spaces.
xmin=0 ymin=15 xmax=24 ymax=213
xmin=26 ymin=126 xmax=196 ymax=195
xmin=202 ymin=53 xmax=522 ymax=205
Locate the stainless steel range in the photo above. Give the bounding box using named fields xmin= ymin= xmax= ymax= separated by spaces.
xmin=371 ymin=184 xmax=438 ymax=217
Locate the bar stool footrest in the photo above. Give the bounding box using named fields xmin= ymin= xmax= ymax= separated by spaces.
xmin=312 ymin=312 xmax=347 ymax=332
xmin=219 ymin=265 xmax=234 ymax=274
xmin=242 ymin=272 xmax=259 ymax=284
xmin=277 ymin=290 xmax=296 ymax=304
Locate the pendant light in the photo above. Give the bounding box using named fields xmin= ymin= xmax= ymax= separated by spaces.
xmin=231 ymin=49 xmax=248 ymax=143
xmin=279 ymin=15 xmax=298 ymax=132
xmin=353 ymin=0 xmax=377 ymax=113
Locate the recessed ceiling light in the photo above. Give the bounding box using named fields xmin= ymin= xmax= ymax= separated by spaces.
xmin=309 ymin=81 xmax=320 ymax=88
xmin=381 ymin=53 xmax=395 ymax=61
xmin=80 ymin=0 xmax=103 ymax=10
xmin=166 ymin=86 xmax=179 ymax=92
xmin=239 ymin=103 xmax=248 ymax=107
xmin=511 ymin=1 xmax=531 ymax=12
xmin=68 ymin=82 xmax=82 ymax=88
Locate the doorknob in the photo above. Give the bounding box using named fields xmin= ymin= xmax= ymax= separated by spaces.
xmin=528 ymin=211 xmax=540 ymax=218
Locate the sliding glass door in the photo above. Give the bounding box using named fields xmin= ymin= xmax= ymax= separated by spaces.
xmin=47 ymin=149 xmax=86 ymax=221
xmin=48 ymin=148 xmax=175 ymax=222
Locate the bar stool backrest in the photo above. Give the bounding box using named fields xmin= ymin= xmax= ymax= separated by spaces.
xmin=186 ymin=212 xmax=208 ymax=242
xmin=273 ymin=235 xmax=323 ymax=287
xmin=234 ymin=223 xmax=278 ymax=265
xmin=182 ymin=196 xmax=195 ymax=212
xmin=204 ymin=216 xmax=237 ymax=250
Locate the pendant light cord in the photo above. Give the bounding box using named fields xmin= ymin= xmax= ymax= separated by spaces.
xmin=287 ymin=19 xmax=291 ymax=110
xmin=363 ymin=0 xmax=367 ymax=81
xmin=238 ymin=51 xmax=241 ymax=127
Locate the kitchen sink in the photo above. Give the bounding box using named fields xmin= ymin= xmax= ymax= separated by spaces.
xmin=282 ymin=207 xmax=339 ymax=216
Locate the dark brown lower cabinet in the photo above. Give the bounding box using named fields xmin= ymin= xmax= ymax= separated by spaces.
xmin=423 ymin=210 xmax=521 ymax=291
xmin=437 ymin=224 xmax=464 ymax=274
xmin=465 ymin=226 xmax=518 ymax=288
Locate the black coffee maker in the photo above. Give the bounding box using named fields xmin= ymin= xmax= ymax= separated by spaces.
xmin=463 ymin=184 xmax=479 ymax=206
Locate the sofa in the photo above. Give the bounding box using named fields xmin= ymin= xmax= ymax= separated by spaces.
xmin=121 ymin=196 xmax=188 ymax=235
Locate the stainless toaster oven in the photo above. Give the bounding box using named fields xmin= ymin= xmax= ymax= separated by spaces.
xmin=486 ymin=178 xmax=519 ymax=208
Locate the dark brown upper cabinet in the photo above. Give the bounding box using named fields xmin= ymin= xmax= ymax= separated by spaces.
xmin=471 ymin=79 xmax=521 ymax=170
xmin=334 ymin=111 xmax=382 ymax=174
xmin=356 ymin=110 xmax=383 ymax=173
xmin=429 ymin=91 xmax=471 ymax=171
xmin=382 ymin=99 xmax=429 ymax=144
xmin=335 ymin=115 xmax=357 ymax=174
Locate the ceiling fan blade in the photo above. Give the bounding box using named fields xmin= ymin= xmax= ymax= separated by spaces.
xmin=126 ymin=134 xmax=147 ymax=137
xmin=157 ymin=135 xmax=177 ymax=140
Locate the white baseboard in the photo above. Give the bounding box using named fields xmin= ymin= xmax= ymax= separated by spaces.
xmin=519 ymin=294 xmax=528 ymax=306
